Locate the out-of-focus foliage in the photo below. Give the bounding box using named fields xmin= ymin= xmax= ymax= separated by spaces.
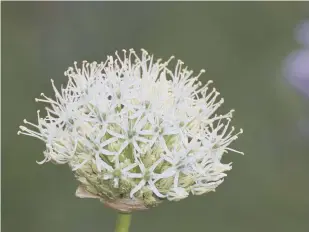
xmin=2 ymin=2 xmax=309 ymax=232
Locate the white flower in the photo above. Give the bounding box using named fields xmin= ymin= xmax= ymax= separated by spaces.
xmin=127 ymin=157 xmax=167 ymax=198
xmin=18 ymin=49 xmax=243 ymax=209
xmin=167 ymin=187 xmax=189 ymax=201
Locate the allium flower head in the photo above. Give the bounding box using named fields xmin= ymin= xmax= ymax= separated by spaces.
xmin=18 ymin=49 xmax=243 ymax=212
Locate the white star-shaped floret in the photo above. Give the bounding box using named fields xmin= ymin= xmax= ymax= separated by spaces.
xmin=128 ymin=157 xmax=167 ymax=198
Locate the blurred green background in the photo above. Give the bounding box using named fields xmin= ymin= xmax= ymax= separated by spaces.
xmin=2 ymin=2 xmax=309 ymax=232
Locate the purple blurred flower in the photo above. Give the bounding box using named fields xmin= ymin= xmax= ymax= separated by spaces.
xmin=284 ymin=20 xmax=309 ymax=138
xmin=285 ymin=49 xmax=309 ymax=97
xmin=284 ymin=20 xmax=309 ymax=97
xmin=295 ymin=20 xmax=309 ymax=47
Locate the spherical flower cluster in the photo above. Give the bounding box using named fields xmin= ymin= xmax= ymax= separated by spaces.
xmin=18 ymin=49 xmax=243 ymax=212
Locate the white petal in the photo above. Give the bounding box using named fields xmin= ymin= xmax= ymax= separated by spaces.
xmin=126 ymin=172 xmax=143 ymax=178
xmin=148 ymin=180 xmax=166 ymax=198
xmin=100 ymin=137 xmax=118 ymax=147
xmin=122 ymin=163 xmax=138 ymax=173
xmin=130 ymin=179 xmax=146 ymax=198
xmin=133 ymin=140 xmax=144 ymax=154
xmin=100 ymin=149 xmax=117 ymax=156
xmin=107 ymin=129 xmax=126 ymax=139
xmin=117 ymin=140 xmax=129 ymax=155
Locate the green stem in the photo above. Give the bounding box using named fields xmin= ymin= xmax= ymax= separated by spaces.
xmin=114 ymin=213 xmax=132 ymax=232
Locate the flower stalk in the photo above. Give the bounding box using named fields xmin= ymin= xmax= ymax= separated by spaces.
xmin=115 ymin=213 xmax=132 ymax=232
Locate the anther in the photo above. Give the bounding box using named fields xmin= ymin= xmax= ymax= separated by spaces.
xmin=141 ymin=48 xmax=148 ymax=54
